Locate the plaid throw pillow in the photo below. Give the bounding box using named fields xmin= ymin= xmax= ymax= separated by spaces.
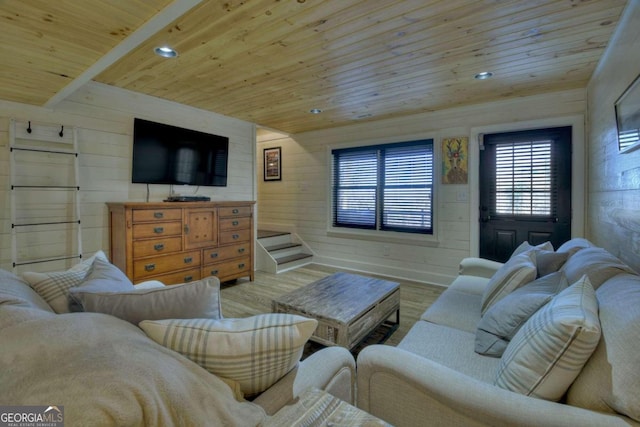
xmin=140 ymin=313 xmax=317 ymax=396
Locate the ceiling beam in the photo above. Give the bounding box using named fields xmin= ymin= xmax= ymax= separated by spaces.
xmin=44 ymin=0 xmax=204 ymax=108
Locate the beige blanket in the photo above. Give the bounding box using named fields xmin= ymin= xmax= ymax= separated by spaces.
xmin=0 ymin=311 xmax=266 ymax=426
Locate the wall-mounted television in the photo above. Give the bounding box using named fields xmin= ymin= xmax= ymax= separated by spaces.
xmin=132 ymin=118 xmax=229 ymax=187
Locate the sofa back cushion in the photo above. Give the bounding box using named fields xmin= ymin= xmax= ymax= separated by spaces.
xmin=0 ymin=268 xmax=53 ymax=313
xmin=567 ymin=273 xmax=640 ymax=422
xmin=561 ymin=247 xmax=634 ymax=289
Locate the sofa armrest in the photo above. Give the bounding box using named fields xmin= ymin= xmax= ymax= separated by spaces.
xmin=252 ymin=346 xmax=356 ymax=415
xmin=357 ymin=345 xmax=637 ymax=427
xmin=458 ymin=257 xmax=503 ymax=278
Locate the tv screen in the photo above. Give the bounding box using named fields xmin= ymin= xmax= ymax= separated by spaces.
xmin=132 ymin=118 xmax=229 ymax=187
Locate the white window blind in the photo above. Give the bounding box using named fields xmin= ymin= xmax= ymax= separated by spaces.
xmin=493 ymin=140 xmax=553 ymax=216
xmin=332 ymin=140 xmax=433 ymax=234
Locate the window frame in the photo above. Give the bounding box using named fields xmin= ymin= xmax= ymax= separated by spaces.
xmin=327 ymin=138 xmax=438 ymax=245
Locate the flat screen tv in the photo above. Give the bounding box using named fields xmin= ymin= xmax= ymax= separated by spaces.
xmin=132 ymin=118 xmax=229 ymax=187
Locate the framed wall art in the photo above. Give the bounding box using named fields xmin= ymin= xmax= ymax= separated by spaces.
xmin=442 ymin=137 xmax=468 ymax=184
xmin=263 ymin=147 xmax=282 ymax=181
xmin=615 ymin=73 xmax=640 ymax=153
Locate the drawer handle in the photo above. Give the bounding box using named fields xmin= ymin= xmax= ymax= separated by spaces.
xmin=232 ymin=220 xmax=239 ymax=226
xmin=184 ymin=257 xmax=193 ymax=264
xmin=184 ymin=224 xmax=190 ymax=234
xmin=145 ymin=264 xmax=155 ymax=272
xmin=210 ymin=269 xmax=219 ymax=275
xmin=232 ymin=208 xmax=239 ymax=214
xmin=153 ymin=227 xmax=164 ymax=234
xmin=238 ymin=248 xmax=245 ymax=253
xmin=238 ymin=263 xmax=245 ymax=269
xmin=210 ymin=252 xmax=219 ymax=259
xmin=232 ymin=234 xmax=239 ymax=240
xmin=154 ymin=212 xmax=164 ymax=219
xmin=184 ymin=276 xmax=193 ymax=282
xmin=154 ymin=243 xmax=165 ymax=251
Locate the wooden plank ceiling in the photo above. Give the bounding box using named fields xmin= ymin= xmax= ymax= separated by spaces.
xmin=0 ymin=0 xmax=629 ymax=134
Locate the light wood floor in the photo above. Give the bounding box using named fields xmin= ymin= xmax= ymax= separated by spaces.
xmin=220 ymin=264 xmax=445 ymax=346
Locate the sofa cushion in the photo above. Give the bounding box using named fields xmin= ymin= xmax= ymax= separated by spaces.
xmin=0 ymin=268 xmax=53 ymax=312
xmin=421 ymin=289 xmax=482 ymax=333
xmin=70 ymin=277 xmax=222 ymax=324
xmin=475 ymin=272 xmax=568 ymax=357
xmin=398 ymin=321 xmax=500 ymax=383
xmin=21 ymin=251 xmax=108 ymax=313
xmin=0 ymin=305 xmax=56 ymax=330
xmin=139 ymin=313 xmax=317 ymax=396
xmin=567 ymin=273 xmax=640 ymax=422
xmin=481 ymin=251 xmax=537 ymax=315
xmin=0 ymin=312 xmax=266 ymax=425
xmin=561 ymin=247 xmax=634 ymax=289
xmin=494 ymin=275 xmax=601 ymax=401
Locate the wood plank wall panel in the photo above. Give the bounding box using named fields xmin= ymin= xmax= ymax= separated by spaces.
xmin=257 ymin=89 xmax=586 ymax=286
xmin=0 ymin=84 xmax=256 ymax=272
xmin=586 ymin=2 xmax=640 ymax=272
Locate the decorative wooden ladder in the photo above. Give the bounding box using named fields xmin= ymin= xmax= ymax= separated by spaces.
xmin=9 ymin=119 xmax=83 ymax=273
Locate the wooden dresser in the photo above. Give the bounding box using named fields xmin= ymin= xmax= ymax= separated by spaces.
xmin=107 ymin=201 xmax=254 ymax=285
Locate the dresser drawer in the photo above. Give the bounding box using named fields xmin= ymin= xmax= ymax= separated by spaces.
xmin=203 ymin=242 xmax=250 ymax=265
xmin=133 ymin=236 xmax=182 ymax=259
xmin=133 ymin=222 xmax=182 ymax=239
xmin=219 ymin=217 xmax=251 ymax=231
xmin=133 ymin=250 xmax=201 ymax=280
xmin=132 ymin=208 xmax=182 ymax=223
xmin=203 ymin=256 xmax=251 ymax=280
xmin=218 ymin=206 xmax=251 ymax=217
xmin=138 ymin=268 xmax=202 ymax=286
xmin=219 ymin=229 xmax=251 ymax=245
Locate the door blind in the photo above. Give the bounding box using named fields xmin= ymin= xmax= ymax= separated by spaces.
xmin=493 ymin=140 xmax=554 ymax=217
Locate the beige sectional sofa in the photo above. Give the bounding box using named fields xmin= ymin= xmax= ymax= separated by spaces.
xmin=357 ymin=238 xmax=640 ymax=426
xmin=0 ymin=263 xmax=359 ymax=426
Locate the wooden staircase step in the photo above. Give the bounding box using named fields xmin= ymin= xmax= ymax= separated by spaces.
xmin=257 ymin=230 xmax=290 ymax=239
xmin=265 ymin=242 xmax=302 ymax=252
xmin=276 ymin=253 xmax=313 ymax=265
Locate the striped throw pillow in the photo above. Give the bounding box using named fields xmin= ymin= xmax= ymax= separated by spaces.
xmin=481 ymin=251 xmax=537 ymax=315
xmin=139 ymin=313 xmax=317 ymax=396
xmin=22 ymin=251 xmax=108 ymax=313
xmin=494 ymin=275 xmax=601 ymax=401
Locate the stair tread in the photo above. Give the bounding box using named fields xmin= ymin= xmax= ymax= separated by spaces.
xmin=276 ymin=253 xmax=313 ymax=265
xmin=258 ymin=230 xmax=290 ymax=239
xmin=265 ymin=242 xmax=302 ymax=252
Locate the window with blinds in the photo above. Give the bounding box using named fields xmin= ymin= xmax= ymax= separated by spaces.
xmin=332 ymin=139 xmax=433 ymax=234
xmin=492 ymin=139 xmax=555 ymax=217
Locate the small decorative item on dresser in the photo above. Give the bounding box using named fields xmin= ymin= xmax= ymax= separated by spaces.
xmin=263 ymin=147 xmax=281 ymax=181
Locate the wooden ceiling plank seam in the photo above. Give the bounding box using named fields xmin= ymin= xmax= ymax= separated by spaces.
xmin=43 ymin=0 xmax=206 ymax=108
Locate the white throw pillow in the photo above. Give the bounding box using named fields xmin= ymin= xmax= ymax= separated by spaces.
xmin=511 ymin=241 xmax=553 ymax=258
xmin=22 ymin=250 xmax=108 ymax=313
xmin=481 ymin=251 xmax=537 ymax=315
xmin=494 ymin=275 xmax=601 ymax=401
xmin=139 ymin=313 xmax=317 ymax=396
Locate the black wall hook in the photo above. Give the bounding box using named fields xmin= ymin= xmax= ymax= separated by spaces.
xmin=59 ymin=126 xmax=64 ymax=137
xmin=27 ymin=121 xmax=32 ymax=133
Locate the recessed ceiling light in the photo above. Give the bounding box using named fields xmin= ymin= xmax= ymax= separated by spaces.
xmin=154 ymin=46 xmax=178 ymax=58
xmin=474 ymin=71 xmax=493 ymax=80
xmin=309 ymin=108 xmax=323 ymax=114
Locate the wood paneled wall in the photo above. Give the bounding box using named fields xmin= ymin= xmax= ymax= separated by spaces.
xmin=586 ymin=1 xmax=640 ymax=272
xmin=258 ymin=89 xmax=586 ymax=286
xmin=0 ymin=82 xmax=256 ymax=272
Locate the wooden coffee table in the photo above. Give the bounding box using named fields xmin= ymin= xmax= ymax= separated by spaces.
xmin=272 ymin=272 xmax=400 ymax=350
